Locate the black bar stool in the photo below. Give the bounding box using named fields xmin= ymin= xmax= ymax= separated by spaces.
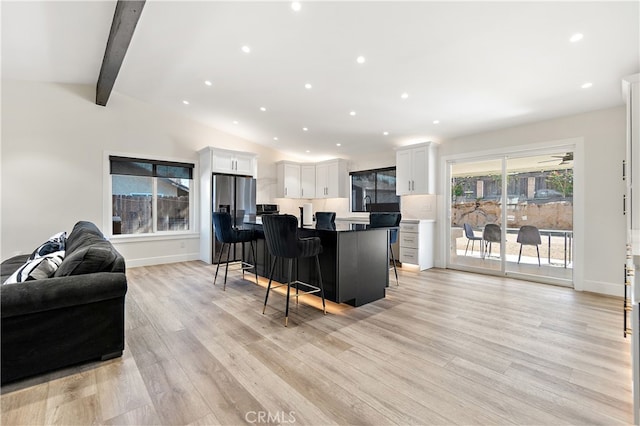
xmin=261 ymin=214 xmax=326 ymax=327
xmin=369 ymin=212 xmax=402 ymax=286
xmin=212 ymin=212 xmax=258 ymax=290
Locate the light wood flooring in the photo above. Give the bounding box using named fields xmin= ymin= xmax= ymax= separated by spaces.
xmin=1 ymin=261 xmax=633 ymax=425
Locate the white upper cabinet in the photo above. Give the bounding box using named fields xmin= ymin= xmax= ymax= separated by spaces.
xmin=316 ymin=159 xmax=347 ymax=198
xmin=300 ymin=164 xmax=316 ymax=198
xmin=276 ymin=161 xmax=301 ymax=198
xmin=396 ymin=142 xmax=435 ymax=195
xmin=206 ymin=147 xmax=257 ymax=176
xmin=276 ymin=159 xmax=346 ymax=199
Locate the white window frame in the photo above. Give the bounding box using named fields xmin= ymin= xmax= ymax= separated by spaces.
xmin=103 ymin=151 xmax=199 ymax=241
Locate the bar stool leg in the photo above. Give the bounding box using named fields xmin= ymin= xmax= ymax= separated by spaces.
xmin=251 ymin=240 xmax=259 ymax=284
xmin=263 ymin=257 xmax=277 ymax=314
xmin=214 ymin=242 xmax=225 ymax=286
xmin=315 ymin=255 xmax=326 ymax=314
xmin=241 ymin=241 xmax=245 ymax=279
xmin=285 ymin=258 xmax=293 ymax=327
xmin=223 ymin=244 xmax=231 ymax=291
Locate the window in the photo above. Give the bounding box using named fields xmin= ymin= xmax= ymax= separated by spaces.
xmin=350 ymin=167 xmax=400 ymax=212
xmin=110 ymin=156 xmax=194 ymax=235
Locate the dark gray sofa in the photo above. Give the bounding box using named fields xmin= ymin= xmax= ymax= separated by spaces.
xmin=1 ymin=221 xmax=127 ymax=384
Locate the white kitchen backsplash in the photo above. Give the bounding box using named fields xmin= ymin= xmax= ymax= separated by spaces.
xmin=401 ymin=194 xmax=437 ymax=220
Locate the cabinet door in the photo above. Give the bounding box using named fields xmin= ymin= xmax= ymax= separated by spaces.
xmin=212 ymin=151 xmax=235 ymax=174
xmin=283 ymin=163 xmax=301 ymax=198
xmin=411 ymin=146 xmax=428 ymax=194
xmin=326 ymin=162 xmax=340 ymax=198
xmin=300 ymin=165 xmax=316 ymax=198
xmin=396 ymin=149 xmax=413 ymax=195
xmin=316 ymin=164 xmax=329 ymax=197
xmin=234 ymin=153 xmax=255 ymax=176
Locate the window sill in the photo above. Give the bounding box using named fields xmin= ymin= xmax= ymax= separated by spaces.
xmin=108 ymin=232 xmax=199 ymax=244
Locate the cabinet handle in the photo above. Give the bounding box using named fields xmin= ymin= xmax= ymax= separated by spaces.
xmin=412 ymin=180 xmax=415 ymax=191
xmin=301 ymin=188 xmax=304 ymax=197
xmin=623 ymin=160 xmax=627 ymax=181
xmin=408 ymin=181 xmax=411 ymax=191
xmin=285 ymin=187 xmax=287 ymax=196
xmin=624 ymin=194 xmax=627 ymax=215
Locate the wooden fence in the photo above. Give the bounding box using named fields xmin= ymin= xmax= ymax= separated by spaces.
xmin=112 ymin=195 xmax=189 ymax=234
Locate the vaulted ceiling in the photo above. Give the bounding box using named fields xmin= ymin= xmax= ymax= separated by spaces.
xmin=2 ymin=1 xmax=639 ymax=161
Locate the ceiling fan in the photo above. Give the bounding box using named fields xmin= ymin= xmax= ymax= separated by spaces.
xmin=538 ymin=152 xmax=573 ymax=165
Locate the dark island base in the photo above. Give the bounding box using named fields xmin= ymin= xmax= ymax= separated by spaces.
xmin=244 ymin=223 xmax=389 ymax=307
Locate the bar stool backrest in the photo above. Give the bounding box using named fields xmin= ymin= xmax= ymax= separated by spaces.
xmin=212 ymin=212 xmax=235 ymax=243
xmin=262 ymin=214 xmax=300 ymax=259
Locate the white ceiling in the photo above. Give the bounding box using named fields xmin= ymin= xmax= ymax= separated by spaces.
xmin=2 ymin=1 xmax=639 ymax=161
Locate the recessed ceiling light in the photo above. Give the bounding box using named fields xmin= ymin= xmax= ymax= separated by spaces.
xmin=401 ymin=92 xmax=409 ymax=99
xmin=291 ymin=2 xmax=301 ymax=11
xmin=204 ymin=80 xmax=212 ymax=86
xmin=273 ymin=137 xmax=279 ymax=141
xmin=356 ymin=56 xmax=366 ymax=64
xmin=182 ymin=100 xmax=189 ymax=105
xmin=570 ymin=33 xmax=584 ymax=43
xmin=383 ymin=131 xmax=389 ymax=136
xmin=336 ymin=143 xmax=342 ymax=147
xmin=433 ymin=120 xmax=440 ymax=124
xmin=233 ymin=120 xmax=239 ymax=124
xmin=304 ymin=83 xmax=312 ymax=90
xmin=581 ymin=82 xmax=593 ymax=89
xmin=305 ymin=150 xmax=310 ymax=153
xmin=303 ymin=127 xmax=309 ymax=131
xmin=349 ymin=111 xmax=356 ymax=116
xmin=241 ymin=45 xmax=251 ymax=53
xmin=260 ymin=107 xmax=267 ymax=112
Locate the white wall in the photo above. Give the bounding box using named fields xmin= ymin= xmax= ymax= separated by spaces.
xmin=1 ymin=80 xmax=283 ymax=265
xmin=438 ymin=106 xmax=627 ymax=296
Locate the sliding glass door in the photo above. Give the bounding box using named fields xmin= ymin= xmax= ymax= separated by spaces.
xmin=448 ymin=150 xmax=574 ymax=286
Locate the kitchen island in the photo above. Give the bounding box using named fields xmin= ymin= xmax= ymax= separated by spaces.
xmin=244 ymin=220 xmax=393 ymax=306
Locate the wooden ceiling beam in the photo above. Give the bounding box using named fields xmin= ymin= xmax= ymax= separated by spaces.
xmin=96 ymin=0 xmax=145 ymax=106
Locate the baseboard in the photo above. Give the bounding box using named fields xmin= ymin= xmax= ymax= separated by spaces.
xmin=581 ymin=279 xmax=623 ymax=297
xmin=124 ymin=252 xmax=201 ymax=268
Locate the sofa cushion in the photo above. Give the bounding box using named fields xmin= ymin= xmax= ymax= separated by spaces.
xmin=28 ymin=231 xmax=67 ymax=260
xmin=0 ymin=255 xmax=30 ymax=283
xmin=65 ymin=221 xmax=106 ymax=255
xmin=3 ymin=251 xmax=65 ymax=285
xmin=55 ymin=243 xmax=119 ymax=277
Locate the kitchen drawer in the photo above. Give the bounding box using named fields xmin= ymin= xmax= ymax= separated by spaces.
xmin=400 ymin=222 xmax=419 ymax=233
xmin=400 ymin=233 xmax=419 ymax=248
xmin=400 ymin=247 xmax=418 ymax=263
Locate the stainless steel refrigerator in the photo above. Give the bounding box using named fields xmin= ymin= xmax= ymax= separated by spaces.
xmin=212 ymin=174 xmax=256 ymax=263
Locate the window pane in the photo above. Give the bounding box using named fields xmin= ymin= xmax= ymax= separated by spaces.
xmin=111 ymin=175 xmax=153 ymax=234
xmin=351 ymin=168 xmax=400 ymax=212
xmin=157 ymin=178 xmax=190 ymax=231
xmin=156 ymin=165 xmax=192 ymax=179
xmin=352 ymin=171 xmax=376 ymax=212
xmin=375 ymin=169 xmax=400 ymax=210
xmin=110 ymin=160 xmax=153 ymax=177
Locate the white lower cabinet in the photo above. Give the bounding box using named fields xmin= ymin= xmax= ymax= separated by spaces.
xmin=399 ymin=219 xmax=434 ymax=270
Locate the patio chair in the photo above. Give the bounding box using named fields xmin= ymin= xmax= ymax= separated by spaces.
xmin=463 ymin=223 xmax=483 ymax=256
xmin=482 ymin=224 xmax=501 ymax=258
xmin=517 ymin=225 xmax=542 ymax=266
